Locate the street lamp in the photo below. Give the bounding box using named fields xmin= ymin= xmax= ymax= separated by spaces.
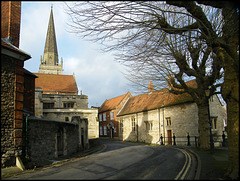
xmin=205 ymin=86 xmax=214 ymax=151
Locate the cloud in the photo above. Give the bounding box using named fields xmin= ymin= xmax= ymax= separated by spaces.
xmin=64 ymin=51 xmax=130 ymax=107
xmin=20 ymin=1 xmax=130 ymax=107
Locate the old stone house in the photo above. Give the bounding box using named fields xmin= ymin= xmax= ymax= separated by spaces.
xmin=98 ymin=92 xmax=132 ymax=139
xmin=34 ymin=6 xmax=98 ymax=140
xmin=117 ymin=81 xmax=227 ymax=146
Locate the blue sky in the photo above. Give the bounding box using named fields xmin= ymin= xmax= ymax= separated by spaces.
xmin=20 ymin=1 xmax=131 ymax=107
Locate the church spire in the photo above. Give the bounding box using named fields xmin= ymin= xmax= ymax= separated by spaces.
xmin=39 ymin=5 xmax=63 ymax=74
xmin=44 ymin=5 xmax=58 ymax=64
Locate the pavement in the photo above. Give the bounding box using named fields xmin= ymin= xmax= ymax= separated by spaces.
xmin=190 ymin=147 xmax=230 ymax=180
xmin=1 ymin=141 xmax=229 ymax=180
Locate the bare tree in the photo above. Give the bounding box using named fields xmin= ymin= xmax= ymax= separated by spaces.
xmin=65 ymin=1 xmax=239 ymax=178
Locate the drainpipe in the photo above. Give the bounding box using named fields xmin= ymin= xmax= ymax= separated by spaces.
xmin=136 ymin=113 xmax=138 ymax=142
xmin=162 ymin=105 xmax=165 ymax=144
xmin=158 ymin=108 xmax=161 ymax=140
xmin=25 ymin=114 xmax=30 ymax=158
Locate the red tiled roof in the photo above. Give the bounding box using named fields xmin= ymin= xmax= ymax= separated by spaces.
xmin=34 ymin=73 xmax=78 ymax=93
xmin=99 ymin=92 xmax=130 ymax=113
xmin=118 ymin=79 xmax=196 ymax=116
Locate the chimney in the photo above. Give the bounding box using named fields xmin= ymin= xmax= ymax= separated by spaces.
xmin=167 ymin=74 xmax=174 ymax=90
xmin=148 ymin=81 xmax=154 ymax=93
xmin=1 ymin=1 xmax=21 ymax=47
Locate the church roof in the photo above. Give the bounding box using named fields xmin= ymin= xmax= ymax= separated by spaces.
xmin=118 ymin=80 xmax=197 ymax=116
xmin=34 ymin=73 xmax=78 ymax=93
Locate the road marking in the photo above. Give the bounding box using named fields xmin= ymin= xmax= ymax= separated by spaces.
xmin=174 ymin=148 xmax=191 ymax=180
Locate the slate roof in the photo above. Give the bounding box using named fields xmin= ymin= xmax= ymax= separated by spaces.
xmin=118 ymin=79 xmax=197 ymax=116
xmin=99 ymin=92 xmax=131 ymax=113
xmin=34 ymin=73 xmax=78 ymax=93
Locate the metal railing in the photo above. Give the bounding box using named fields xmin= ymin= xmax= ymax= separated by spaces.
xmin=156 ymin=131 xmax=227 ymax=147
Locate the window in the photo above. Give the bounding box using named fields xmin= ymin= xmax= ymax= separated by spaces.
xmin=43 ymin=103 xmax=54 ymax=109
xmin=131 ymin=117 xmax=136 ymax=131
xmin=110 ymin=112 xmax=114 ymax=120
xmin=99 ymin=114 xmax=102 ymax=122
xmin=103 ymin=113 xmax=106 ymax=121
xmin=211 ymin=117 xmax=217 ymax=130
xmin=150 ymin=123 xmax=153 ymax=130
xmin=99 ymin=126 xmax=103 ymax=136
xmin=210 ymin=96 xmax=214 ymax=102
xmin=120 ymin=119 xmax=124 ymax=133
xmin=103 ymin=126 xmax=107 ymax=135
xmin=64 ymin=102 xmax=74 ymax=108
xmin=65 ymin=117 xmax=69 ymax=122
xmin=166 ymin=117 xmax=171 ymax=126
xmin=145 ymin=122 xmax=153 ymax=132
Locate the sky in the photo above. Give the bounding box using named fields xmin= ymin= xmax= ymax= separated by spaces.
xmin=20 ymin=1 xmax=226 ymax=108
xmin=20 ymin=1 xmax=131 ymax=108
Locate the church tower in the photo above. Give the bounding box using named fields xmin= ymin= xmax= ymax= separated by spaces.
xmin=39 ymin=6 xmax=63 ymax=74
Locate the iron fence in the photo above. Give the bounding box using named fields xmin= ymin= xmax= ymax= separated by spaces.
xmin=156 ymin=131 xmax=227 ymax=147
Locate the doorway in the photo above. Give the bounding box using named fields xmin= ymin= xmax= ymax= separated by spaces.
xmin=167 ymin=130 xmax=172 ymax=145
xmin=111 ymin=128 xmax=114 ymax=139
xmin=57 ymin=127 xmax=64 ymax=156
xmin=81 ymin=128 xmax=84 ymax=149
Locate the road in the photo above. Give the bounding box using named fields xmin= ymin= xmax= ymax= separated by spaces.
xmin=6 ymin=139 xmax=197 ymax=180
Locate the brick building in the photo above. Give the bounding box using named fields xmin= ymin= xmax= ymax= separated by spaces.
xmin=1 ymin=1 xmax=35 ymax=167
xmin=98 ymin=92 xmax=132 ymax=139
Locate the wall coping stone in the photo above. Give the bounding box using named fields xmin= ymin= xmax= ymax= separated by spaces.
xmin=27 ymin=115 xmax=78 ymax=126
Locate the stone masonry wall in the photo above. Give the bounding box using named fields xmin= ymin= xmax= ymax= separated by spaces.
xmin=119 ymin=102 xmax=199 ymax=145
xmin=1 ymin=54 xmax=16 ymax=167
xmin=26 ymin=117 xmax=79 ymax=167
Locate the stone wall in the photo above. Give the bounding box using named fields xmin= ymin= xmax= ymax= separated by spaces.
xmin=118 ymin=99 xmax=226 ymax=146
xmin=26 ymin=116 xmax=79 ymax=167
xmin=1 ymin=54 xmax=16 ymax=167
xmin=41 ymin=108 xmax=99 ymax=139
xmin=35 ymin=87 xmax=43 ymax=118
xmin=209 ymin=95 xmax=226 ymax=136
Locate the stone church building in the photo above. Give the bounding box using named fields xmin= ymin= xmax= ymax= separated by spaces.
xmin=34 ymin=6 xmax=98 ymax=139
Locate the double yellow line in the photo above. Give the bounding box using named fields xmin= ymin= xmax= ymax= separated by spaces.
xmin=174 ymin=148 xmax=191 ymax=180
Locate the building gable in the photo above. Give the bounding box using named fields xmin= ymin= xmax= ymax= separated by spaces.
xmin=99 ymin=92 xmax=132 ymax=113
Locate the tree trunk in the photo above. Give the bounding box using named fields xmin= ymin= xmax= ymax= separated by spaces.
xmin=197 ymin=101 xmax=210 ymax=149
xmin=221 ymin=53 xmax=239 ymax=179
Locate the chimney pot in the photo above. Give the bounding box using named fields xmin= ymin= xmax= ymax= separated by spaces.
xmin=148 ymin=81 xmax=154 ymax=93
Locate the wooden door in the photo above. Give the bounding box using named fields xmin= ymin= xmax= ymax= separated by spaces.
xmin=167 ymin=130 xmax=172 ymax=145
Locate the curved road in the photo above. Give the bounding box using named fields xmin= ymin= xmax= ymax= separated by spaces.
xmin=7 ymin=139 xmax=197 ymax=180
